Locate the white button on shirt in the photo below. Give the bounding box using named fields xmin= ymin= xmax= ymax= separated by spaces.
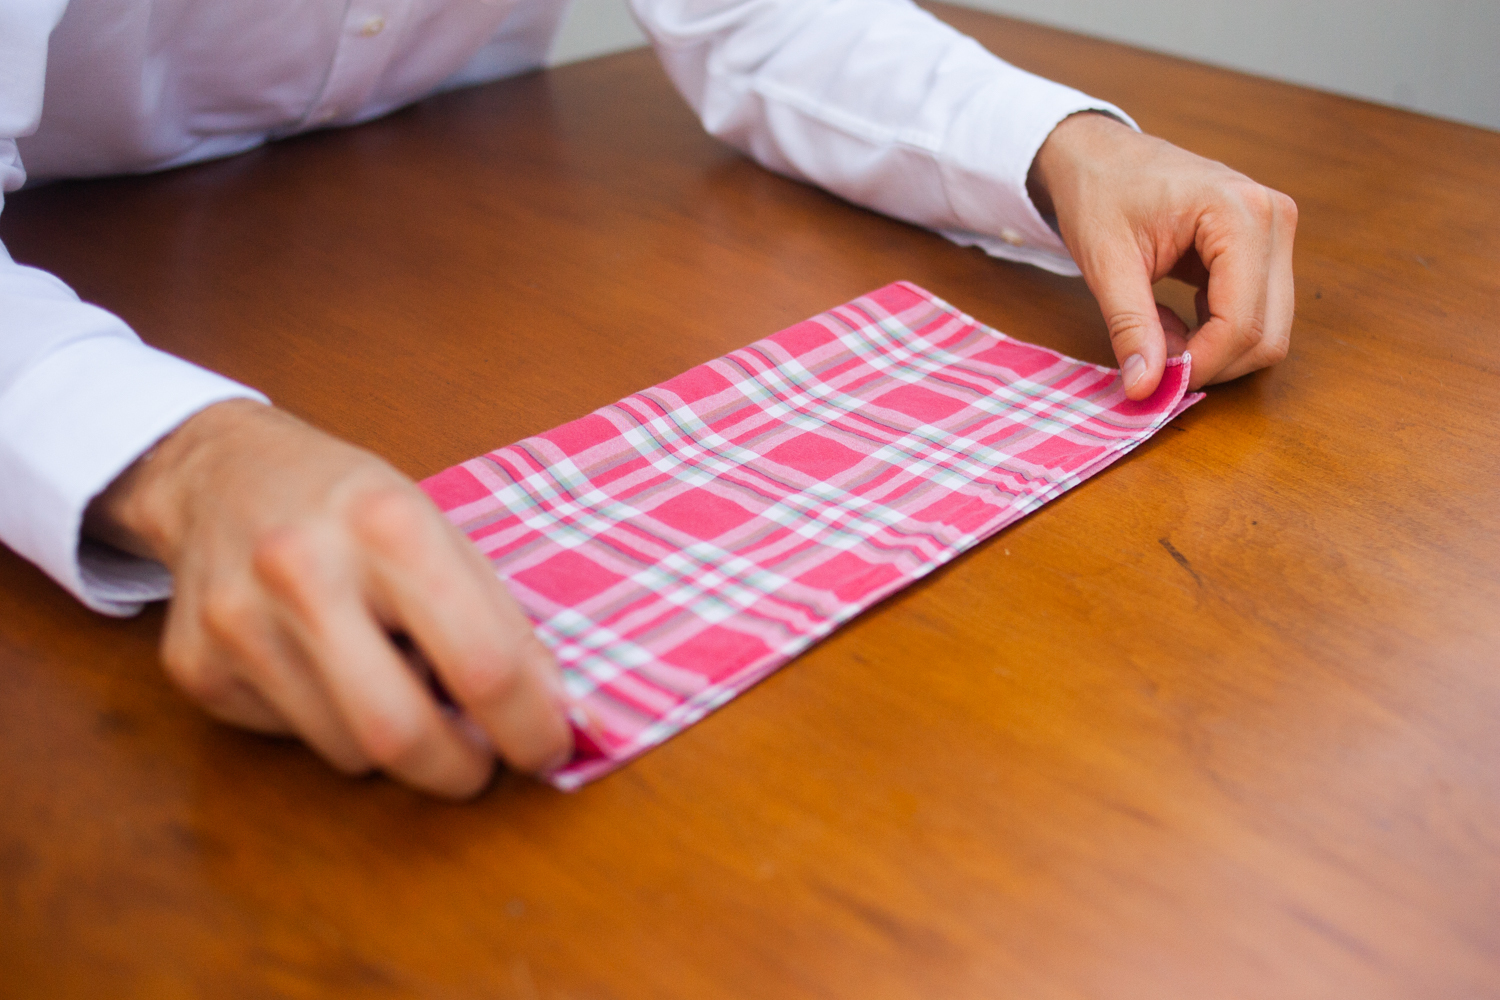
xmin=0 ymin=0 xmax=1134 ymax=615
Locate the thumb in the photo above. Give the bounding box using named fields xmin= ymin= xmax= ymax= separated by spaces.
xmin=1080 ymin=245 xmax=1168 ymax=400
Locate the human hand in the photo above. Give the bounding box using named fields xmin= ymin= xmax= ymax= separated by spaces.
xmin=1027 ymin=112 xmax=1298 ymax=399
xmin=85 ymin=399 xmax=573 ymax=797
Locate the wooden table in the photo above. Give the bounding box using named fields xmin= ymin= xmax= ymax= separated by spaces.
xmin=3 ymin=5 xmax=1498 ymax=996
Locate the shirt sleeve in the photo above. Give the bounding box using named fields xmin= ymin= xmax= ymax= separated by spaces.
xmin=0 ymin=0 xmax=266 ymax=617
xmin=630 ymin=0 xmax=1138 ymax=275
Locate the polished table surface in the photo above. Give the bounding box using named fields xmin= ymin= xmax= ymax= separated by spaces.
xmin=3 ymin=5 xmax=1499 ymax=997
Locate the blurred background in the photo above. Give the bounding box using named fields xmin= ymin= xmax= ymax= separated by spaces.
xmin=550 ymin=0 xmax=1500 ymax=131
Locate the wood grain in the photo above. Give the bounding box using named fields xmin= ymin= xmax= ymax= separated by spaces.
xmin=2 ymin=6 xmax=1497 ymax=997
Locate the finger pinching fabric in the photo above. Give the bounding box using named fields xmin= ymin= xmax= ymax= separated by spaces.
xmin=420 ymin=281 xmax=1202 ymax=788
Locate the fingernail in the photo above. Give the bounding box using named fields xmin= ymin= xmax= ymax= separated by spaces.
xmin=566 ymin=701 xmax=608 ymax=744
xmin=544 ymin=671 xmax=576 ymax=716
xmin=1122 ymin=354 xmax=1146 ymax=389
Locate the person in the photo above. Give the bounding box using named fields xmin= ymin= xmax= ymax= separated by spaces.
xmin=0 ymin=0 xmax=1296 ymax=797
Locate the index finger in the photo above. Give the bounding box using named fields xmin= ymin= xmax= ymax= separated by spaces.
xmin=355 ymin=491 xmax=574 ymax=776
xmin=1183 ymin=185 xmax=1297 ymax=388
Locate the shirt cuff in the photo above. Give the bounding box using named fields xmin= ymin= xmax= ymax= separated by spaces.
xmin=0 ymin=335 xmax=266 ymax=616
xmin=937 ymin=65 xmax=1138 ymax=276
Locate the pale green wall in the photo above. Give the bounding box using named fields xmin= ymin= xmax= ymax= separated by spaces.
xmin=549 ymin=0 xmax=647 ymax=65
xmin=953 ymin=0 xmax=1500 ymax=131
xmin=548 ymin=0 xmax=1500 ymax=131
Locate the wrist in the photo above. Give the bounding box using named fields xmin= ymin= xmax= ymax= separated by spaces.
xmin=1026 ymin=111 xmax=1132 ymax=220
xmin=84 ymin=398 xmax=272 ymax=563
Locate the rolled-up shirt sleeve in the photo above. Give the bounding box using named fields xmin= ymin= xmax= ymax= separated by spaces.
xmin=632 ymin=0 xmax=1138 ymax=275
xmin=0 ymin=1 xmax=264 ymax=617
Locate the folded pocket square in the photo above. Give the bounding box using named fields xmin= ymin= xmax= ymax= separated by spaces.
xmin=420 ymin=281 xmax=1202 ymax=788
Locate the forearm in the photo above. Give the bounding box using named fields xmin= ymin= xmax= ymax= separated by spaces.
xmin=633 ymin=0 xmax=1136 ymax=273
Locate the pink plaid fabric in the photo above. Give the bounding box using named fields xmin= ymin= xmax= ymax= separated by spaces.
xmin=421 ymin=282 xmax=1201 ymax=788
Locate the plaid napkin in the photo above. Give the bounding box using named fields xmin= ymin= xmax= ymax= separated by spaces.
xmin=421 ymin=282 xmax=1201 ymax=788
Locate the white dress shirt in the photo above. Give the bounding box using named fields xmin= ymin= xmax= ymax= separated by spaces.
xmin=0 ymin=0 xmax=1132 ymax=615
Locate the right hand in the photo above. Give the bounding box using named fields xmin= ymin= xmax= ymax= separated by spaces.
xmin=1026 ymin=112 xmax=1298 ymax=400
xmin=86 ymin=399 xmax=573 ymax=798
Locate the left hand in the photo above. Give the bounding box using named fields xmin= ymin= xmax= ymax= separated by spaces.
xmin=1027 ymin=112 xmax=1298 ymax=399
xmin=85 ymin=400 xmax=574 ymax=798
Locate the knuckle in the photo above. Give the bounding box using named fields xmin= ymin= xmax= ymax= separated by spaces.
xmin=200 ymin=582 xmax=259 ymax=648
xmin=1274 ymin=190 xmax=1299 ymax=226
xmin=161 ymin=640 xmax=231 ymax=705
xmin=355 ymin=706 xmax=427 ymax=770
xmin=348 ymin=486 xmax=427 ymax=553
xmin=251 ymin=525 xmax=320 ymax=594
xmin=442 ymin=763 xmax=496 ymax=801
xmin=1234 ymin=317 xmax=1269 ymax=353
xmin=450 ymin=647 xmax=525 ymax=708
xmin=1235 ymin=182 xmax=1276 ymax=223
xmin=1259 ymin=337 xmax=1291 ymax=365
